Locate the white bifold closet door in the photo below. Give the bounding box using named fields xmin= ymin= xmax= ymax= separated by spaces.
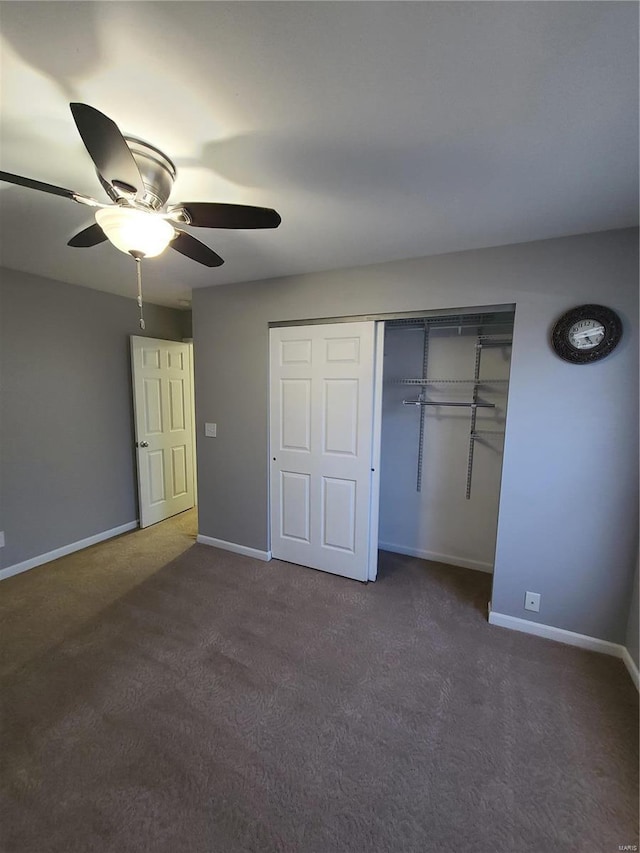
xmin=269 ymin=322 xmax=377 ymax=582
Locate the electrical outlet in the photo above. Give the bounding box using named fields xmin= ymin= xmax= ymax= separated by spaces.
xmin=205 ymin=423 xmax=217 ymax=438
xmin=524 ymin=591 xmax=541 ymax=612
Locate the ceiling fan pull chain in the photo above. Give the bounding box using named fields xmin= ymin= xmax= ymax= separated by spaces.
xmin=135 ymin=256 xmax=146 ymax=330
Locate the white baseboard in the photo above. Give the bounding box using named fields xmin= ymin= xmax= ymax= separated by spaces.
xmin=0 ymin=521 xmax=139 ymax=582
xmin=196 ymin=535 xmax=272 ymax=562
xmin=379 ymin=541 xmax=493 ymax=574
xmin=488 ymin=609 xmax=639 ymax=691
xmin=621 ymin=647 xmax=640 ymax=691
xmin=488 ymin=609 xmax=625 ymax=655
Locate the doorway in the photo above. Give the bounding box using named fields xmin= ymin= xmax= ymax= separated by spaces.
xmin=268 ymin=306 xmax=514 ymax=583
xmin=378 ymin=310 xmax=514 ymax=574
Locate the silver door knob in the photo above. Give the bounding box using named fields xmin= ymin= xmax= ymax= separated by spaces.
xmin=139 ymin=441 xmax=149 ymax=448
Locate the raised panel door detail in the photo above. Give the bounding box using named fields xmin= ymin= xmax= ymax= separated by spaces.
xmin=132 ymin=336 xmax=195 ymax=529
xmin=169 ymin=379 xmax=186 ymax=431
xmin=269 ymin=322 xmax=375 ymax=581
xmin=325 ymin=337 xmax=360 ymax=363
xmin=142 ymin=348 xmax=161 ymax=369
xmin=322 ymin=477 xmax=356 ymax=552
xmin=324 ymin=379 xmax=358 ymax=456
xmin=168 ymin=350 xmax=184 ymax=370
xmin=281 ymin=339 xmax=312 ymax=365
xmin=280 ymin=471 xmax=310 ymax=542
xmin=143 ymin=378 xmax=163 ymax=434
xmin=171 ymin=445 xmax=188 ymax=497
xmin=147 ymin=450 xmax=166 ymax=505
xmin=281 ymin=379 xmax=311 ymax=452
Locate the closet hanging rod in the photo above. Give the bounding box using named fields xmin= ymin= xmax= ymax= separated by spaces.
xmin=393 ymin=378 xmax=509 ymax=385
xmin=477 ymin=338 xmax=513 ymax=348
xmin=402 ymin=400 xmax=496 ymax=408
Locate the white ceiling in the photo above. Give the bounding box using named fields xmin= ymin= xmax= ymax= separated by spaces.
xmin=0 ymin=1 xmax=637 ymax=308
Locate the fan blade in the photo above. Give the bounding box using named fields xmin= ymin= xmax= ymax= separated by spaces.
xmin=0 ymin=170 xmax=78 ymax=200
xmin=173 ymin=202 xmax=281 ymax=230
xmin=67 ymin=223 xmax=107 ymax=248
xmin=170 ymin=231 xmax=224 ymax=267
xmin=70 ymin=102 xmax=143 ymax=195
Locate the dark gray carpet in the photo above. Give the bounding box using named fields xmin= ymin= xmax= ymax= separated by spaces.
xmin=1 ymin=532 xmax=638 ymax=852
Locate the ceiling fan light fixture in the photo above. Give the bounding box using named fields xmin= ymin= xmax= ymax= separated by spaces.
xmin=1 ymin=103 xmax=280 ymax=275
xmin=94 ymin=207 xmax=175 ymax=258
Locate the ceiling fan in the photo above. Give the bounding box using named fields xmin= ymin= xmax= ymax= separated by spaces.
xmin=0 ymin=102 xmax=281 ymax=268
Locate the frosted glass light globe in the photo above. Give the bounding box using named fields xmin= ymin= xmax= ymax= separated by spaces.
xmin=95 ymin=207 xmax=175 ymax=257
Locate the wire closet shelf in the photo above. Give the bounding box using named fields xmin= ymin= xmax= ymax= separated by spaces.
xmin=387 ymin=315 xmax=513 ymax=498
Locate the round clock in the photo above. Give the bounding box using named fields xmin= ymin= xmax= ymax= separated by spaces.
xmin=551 ymin=304 xmax=623 ymax=364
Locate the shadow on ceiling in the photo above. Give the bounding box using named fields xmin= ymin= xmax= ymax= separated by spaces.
xmin=0 ymin=2 xmax=103 ymax=100
xmin=177 ymin=132 xmax=500 ymax=201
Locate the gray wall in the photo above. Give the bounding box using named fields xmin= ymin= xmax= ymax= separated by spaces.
xmin=626 ymin=557 xmax=639 ymax=667
xmin=181 ymin=311 xmax=193 ymax=340
xmin=0 ymin=268 xmax=186 ymax=568
xmin=379 ymin=324 xmax=511 ymax=571
xmin=193 ymin=228 xmax=638 ymax=645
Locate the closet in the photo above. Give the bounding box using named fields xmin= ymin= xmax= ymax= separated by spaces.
xmin=378 ymin=310 xmax=514 ymax=573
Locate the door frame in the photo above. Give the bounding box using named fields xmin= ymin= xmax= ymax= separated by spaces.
xmin=185 ymin=340 xmax=198 ymax=507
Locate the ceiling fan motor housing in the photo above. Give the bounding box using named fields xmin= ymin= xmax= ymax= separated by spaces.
xmin=98 ymin=136 xmax=177 ymax=211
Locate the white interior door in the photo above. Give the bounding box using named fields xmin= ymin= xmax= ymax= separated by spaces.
xmin=269 ymin=322 xmax=378 ymax=581
xmin=131 ymin=336 xmax=195 ymax=528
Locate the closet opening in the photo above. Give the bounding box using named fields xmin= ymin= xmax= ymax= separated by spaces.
xmin=378 ymin=307 xmax=515 ymax=580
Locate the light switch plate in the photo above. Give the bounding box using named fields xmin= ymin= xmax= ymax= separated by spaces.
xmin=0 ymin=531 xmax=5 ymax=548
xmin=205 ymin=423 xmax=217 ymax=438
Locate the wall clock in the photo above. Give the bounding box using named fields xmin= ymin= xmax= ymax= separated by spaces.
xmin=551 ymin=304 xmax=623 ymax=364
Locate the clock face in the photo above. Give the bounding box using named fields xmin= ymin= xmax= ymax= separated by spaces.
xmin=568 ymin=318 xmax=605 ymax=350
xmin=551 ymin=305 xmax=622 ymax=364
